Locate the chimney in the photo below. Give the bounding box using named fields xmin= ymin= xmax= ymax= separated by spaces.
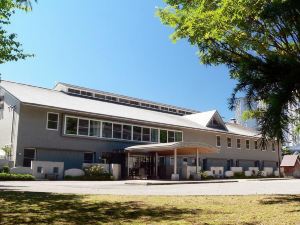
xmin=229 ymin=118 xmax=237 ymax=124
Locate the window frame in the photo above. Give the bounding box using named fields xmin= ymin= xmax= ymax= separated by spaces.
xmin=246 ymin=140 xmax=250 ymax=150
xmin=46 ymin=112 xmax=59 ymax=131
xmin=254 ymin=140 xmax=258 ymax=150
xmin=216 ymin=135 xmax=221 ymax=147
xmin=227 ymin=137 xmax=232 ymax=148
xmin=236 ymin=138 xmax=241 ymax=149
xmin=63 ymin=115 xmax=182 ymax=144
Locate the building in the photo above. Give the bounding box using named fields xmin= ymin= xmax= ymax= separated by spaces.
xmin=280 ymin=154 xmax=300 ymax=178
xmin=0 ymin=80 xmax=279 ymax=179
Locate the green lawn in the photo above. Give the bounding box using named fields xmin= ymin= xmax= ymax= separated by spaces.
xmin=0 ymin=191 xmax=299 ymax=225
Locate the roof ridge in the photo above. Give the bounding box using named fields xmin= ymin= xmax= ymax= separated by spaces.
xmin=0 ymin=80 xmax=61 ymax=94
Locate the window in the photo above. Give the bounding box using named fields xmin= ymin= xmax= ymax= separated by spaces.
xmin=142 ymin=127 xmax=150 ymax=142
xmin=182 ymin=157 xmax=188 ymax=165
xmin=84 ymin=152 xmax=94 ymax=163
xmin=68 ymin=88 xmax=80 ymax=94
xmin=78 ymin=119 xmax=89 ymax=136
xmin=160 ymin=130 xmax=168 ymax=143
xmin=113 ymin=123 xmax=122 ymax=139
xmin=272 ymin=142 xmax=276 ymax=152
xmin=151 ymin=128 xmax=159 ymax=142
xmin=216 ymin=136 xmax=221 ymax=147
xmin=133 ymin=126 xmax=142 ymax=141
xmin=262 ymin=143 xmax=266 ymax=151
xmin=53 ymin=167 xmax=59 ymax=174
xmin=175 ymin=132 xmax=183 ymax=142
xmin=237 ymin=139 xmax=241 ymax=149
xmin=95 ymin=93 xmax=105 ymax=99
xmin=168 ymin=131 xmax=175 ymax=142
xmin=227 ymin=137 xmax=232 ymax=148
xmin=246 ymin=140 xmax=250 ymax=149
xmin=65 ymin=117 xmax=78 ymax=135
xmin=47 ymin=113 xmax=59 ymax=130
xmin=37 ymin=167 xmax=43 ymax=173
xmin=122 ymin=125 xmax=132 ymax=140
xmin=254 ymin=141 xmax=258 ymax=150
xmin=23 ymin=148 xmax=35 ymax=167
xmin=89 ymin=120 xmax=101 ymax=137
xmin=102 ymin=122 xmax=112 ymax=138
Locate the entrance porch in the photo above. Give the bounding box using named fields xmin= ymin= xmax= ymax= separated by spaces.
xmin=125 ymin=142 xmax=219 ymax=180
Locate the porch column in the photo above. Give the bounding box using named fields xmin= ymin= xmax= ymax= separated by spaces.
xmin=127 ymin=152 xmax=130 ymax=178
xmin=155 ymin=152 xmax=158 ymax=178
xmin=196 ymin=148 xmax=199 ymax=173
xmin=174 ymin=148 xmax=177 ymax=174
xmin=171 ymin=148 xmax=179 ymax=180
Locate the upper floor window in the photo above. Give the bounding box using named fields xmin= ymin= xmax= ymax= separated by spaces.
xmin=236 ymin=139 xmax=241 ymax=149
xmin=175 ymin=132 xmax=183 ymax=142
xmin=227 ymin=137 xmax=232 ymax=148
xmin=168 ymin=131 xmax=175 ymax=142
xmin=47 ymin=113 xmax=59 ymax=130
xmin=246 ymin=140 xmax=250 ymax=150
xmin=65 ymin=117 xmax=78 ymax=135
xmin=160 ymin=130 xmax=168 ymax=143
xmin=272 ymin=142 xmax=276 ymax=152
xmin=216 ymin=136 xmax=221 ymax=147
xmin=254 ymin=141 xmax=258 ymax=150
xmin=151 ymin=128 xmax=159 ymax=143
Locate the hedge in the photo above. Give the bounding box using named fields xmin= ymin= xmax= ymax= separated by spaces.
xmin=0 ymin=173 xmax=35 ymax=181
xmin=64 ymin=175 xmax=113 ymax=181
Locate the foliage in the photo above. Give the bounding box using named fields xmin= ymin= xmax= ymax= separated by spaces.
xmin=0 ymin=172 xmax=34 ymax=180
xmin=1 ymin=145 xmax=12 ymax=157
xmin=0 ymin=192 xmax=300 ymax=225
xmin=233 ymin=172 xmax=246 ymax=179
xmin=282 ymin=146 xmax=293 ymax=156
xmin=157 ymin=0 xmax=300 ymax=142
xmin=200 ymin=171 xmax=214 ymax=180
xmin=64 ymin=165 xmax=113 ymax=181
xmin=0 ymin=0 xmax=35 ymax=64
xmin=0 ymin=165 xmax=10 ymax=173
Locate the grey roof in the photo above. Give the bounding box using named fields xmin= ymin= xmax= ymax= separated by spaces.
xmin=280 ymin=155 xmax=299 ymax=167
xmin=0 ymin=80 xmax=259 ymax=137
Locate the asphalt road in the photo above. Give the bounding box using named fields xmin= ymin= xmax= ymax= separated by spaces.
xmin=0 ymin=179 xmax=299 ymax=195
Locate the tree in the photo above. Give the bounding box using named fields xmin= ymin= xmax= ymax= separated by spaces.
xmin=157 ymin=0 xmax=300 ymax=145
xmin=0 ymin=0 xmax=34 ymax=64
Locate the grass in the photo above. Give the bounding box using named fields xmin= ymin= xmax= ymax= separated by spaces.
xmin=0 ymin=191 xmax=299 ymax=225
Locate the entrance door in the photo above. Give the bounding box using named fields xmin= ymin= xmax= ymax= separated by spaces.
xmin=129 ymin=155 xmax=154 ymax=179
xmin=158 ymin=156 xmax=166 ymax=179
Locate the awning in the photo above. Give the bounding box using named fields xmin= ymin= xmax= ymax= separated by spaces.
xmin=125 ymin=141 xmax=219 ymax=155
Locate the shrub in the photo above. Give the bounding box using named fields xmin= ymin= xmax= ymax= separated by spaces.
xmin=0 ymin=173 xmax=35 ymax=181
xmin=2 ymin=166 xmax=10 ymax=174
xmin=233 ymin=172 xmax=246 ymax=179
xmin=64 ymin=165 xmax=113 ymax=181
xmin=200 ymin=171 xmax=214 ymax=180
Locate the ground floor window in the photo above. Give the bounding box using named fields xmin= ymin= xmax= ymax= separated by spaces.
xmin=84 ymin=152 xmax=94 ymax=163
xmin=23 ymin=148 xmax=36 ymax=167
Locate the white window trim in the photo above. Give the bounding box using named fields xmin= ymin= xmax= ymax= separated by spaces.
xmin=63 ymin=115 xmax=182 ymax=144
xmin=227 ymin=137 xmax=232 ymax=148
xmin=46 ymin=112 xmax=59 ymax=131
xmin=216 ymin=135 xmax=221 ymax=147
xmin=236 ymin=138 xmax=241 ymax=149
xmin=246 ymin=140 xmax=250 ymax=150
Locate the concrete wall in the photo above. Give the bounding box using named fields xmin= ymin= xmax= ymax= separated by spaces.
xmin=0 ymin=86 xmax=20 ymax=163
xmin=31 ymin=161 xmax=64 ymax=180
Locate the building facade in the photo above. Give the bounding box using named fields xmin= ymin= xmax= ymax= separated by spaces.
xmin=0 ymin=81 xmax=280 ymax=179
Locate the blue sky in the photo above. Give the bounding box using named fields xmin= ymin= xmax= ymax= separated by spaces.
xmin=1 ymin=0 xmax=237 ymax=120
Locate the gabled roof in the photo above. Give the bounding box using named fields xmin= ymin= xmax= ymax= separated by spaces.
xmin=280 ymin=155 xmax=299 ymax=167
xmin=0 ymin=80 xmax=260 ymax=137
xmin=183 ymin=110 xmax=228 ymax=131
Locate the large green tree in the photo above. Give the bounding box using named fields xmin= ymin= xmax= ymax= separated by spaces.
xmin=0 ymin=0 xmax=33 ymax=64
xmin=157 ymin=0 xmax=300 ymax=144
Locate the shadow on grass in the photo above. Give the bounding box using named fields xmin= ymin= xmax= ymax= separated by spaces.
xmin=0 ymin=190 xmax=206 ymax=224
xmin=259 ymin=195 xmax=300 ymax=205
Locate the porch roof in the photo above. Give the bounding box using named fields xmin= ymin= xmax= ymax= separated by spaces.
xmin=125 ymin=141 xmax=219 ymax=155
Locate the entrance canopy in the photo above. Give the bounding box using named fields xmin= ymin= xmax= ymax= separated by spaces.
xmin=125 ymin=141 xmax=219 ymax=155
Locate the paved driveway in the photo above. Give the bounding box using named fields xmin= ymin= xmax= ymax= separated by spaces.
xmin=1 ymin=179 xmax=300 ymax=195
